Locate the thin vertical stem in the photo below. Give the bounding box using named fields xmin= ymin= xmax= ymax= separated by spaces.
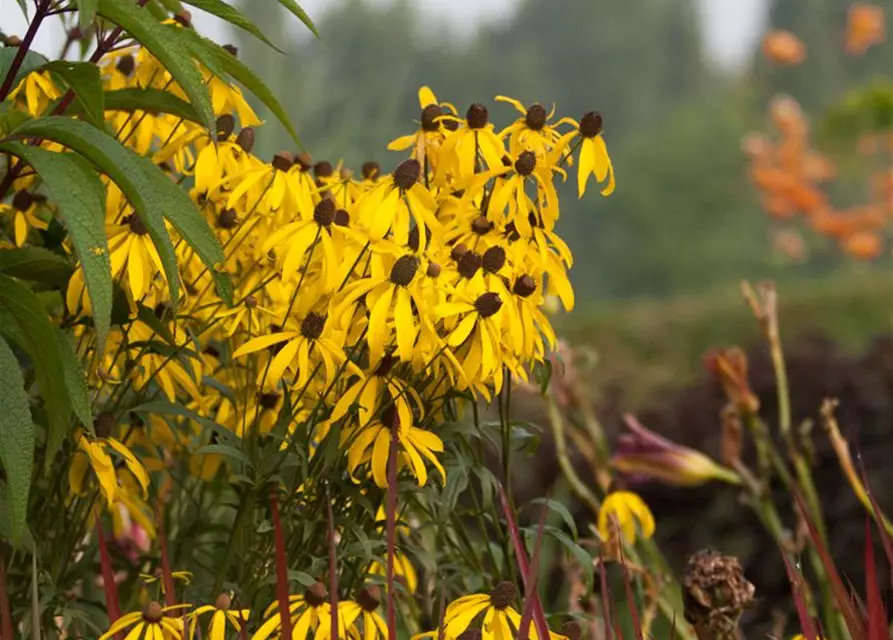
xmin=270 ymin=489 xmax=292 ymax=640
xmin=0 ymin=0 xmax=50 ymax=102
xmin=385 ymin=429 xmax=398 ymax=640
xmin=0 ymin=548 xmax=13 ymax=640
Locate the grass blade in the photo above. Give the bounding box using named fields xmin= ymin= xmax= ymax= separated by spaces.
xmin=864 ymin=519 xmax=890 ymax=640
xmin=858 ymin=455 xmax=893 ymax=577
xmin=780 ymin=546 xmax=819 ymax=640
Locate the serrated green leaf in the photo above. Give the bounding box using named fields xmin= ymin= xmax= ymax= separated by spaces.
xmin=76 ymin=0 xmax=99 ymax=32
xmin=181 ymin=0 xmax=283 ymax=52
xmin=0 ymin=484 xmax=34 ymax=550
xmin=0 ymin=246 xmax=73 ymax=286
xmin=1 ymin=142 xmax=112 ymax=348
xmin=96 ymin=0 xmax=214 ymax=130
xmin=176 ymin=29 xmax=301 ymax=146
xmin=41 ymin=61 xmax=104 ymax=129
xmin=11 ymin=117 xmax=224 ymax=312
xmin=275 ymin=0 xmax=318 ymax=37
xmin=0 ymin=48 xmax=49 ymax=94
xmin=53 ymin=327 xmax=92 ymax=430
xmin=99 ymin=87 xmax=201 ymax=123
xmin=0 ymin=336 xmax=34 ymax=544
xmin=0 ymin=274 xmax=72 ymax=464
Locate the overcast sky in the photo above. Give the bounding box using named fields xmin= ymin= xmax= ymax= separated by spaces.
xmin=1 ymin=0 xmax=770 ymax=70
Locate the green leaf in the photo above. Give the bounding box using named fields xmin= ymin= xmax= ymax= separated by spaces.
xmin=0 ymin=336 xmax=34 ymax=544
xmin=275 ymin=0 xmax=318 ymax=37
xmin=76 ymin=0 xmax=99 ymax=32
xmin=0 ymin=246 xmax=73 ymax=286
xmin=181 ymin=0 xmax=283 ymax=52
xmin=53 ymin=328 xmax=92 ymax=430
xmin=524 ymin=497 xmax=578 ymax=539
xmin=0 ymin=484 xmax=34 ymax=550
xmin=0 ymin=102 xmax=32 ymax=135
xmin=0 ymin=142 xmax=112 ymax=347
xmin=213 ymin=271 xmax=233 ymax=307
xmin=96 ymin=0 xmax=214 ymax=130
xmin=194 ymin=443 xmax=252 ymax=467
xmin=101 ymin=87 xmax=201 ymax=123
xmin=0 ymin=48 xmax=49 ymax=93
xmin=11 ymin=117 xmax=225 ymax=311
xmin=176 ymin=29 xmax=301 ymax=146
xmin=0 ymin=275 xmax=72 ymax=464
xmin=40 ymin=61 xmax=105 ymax=129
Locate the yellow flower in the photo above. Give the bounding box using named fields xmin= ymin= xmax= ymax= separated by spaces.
xmin=435 ymin=103 xmax=506 ymax=183
xmin=369 ymin=550 xmax=418 ymax=595
xmin=0 ymin=189 xmax=48 ymax=247
xmin=190 ymin=592 xmax=250 ymax=640
xmin=141 ymin=570 xmax=194 ymax=591
xmin=10 ymin=70 xmax=62 ymax=116
xmin=254 ymin=582 xmax=349 ymax=640
xmin=495 ymin=95 xmax=576 ymax=159
xmin=388 ymin=86 xmax=456 ymax=170
xmin=597 ymin=491 xmax=655 ymax=544
xmin=433 ymin=582 xmax=534 ymax=640
xmin=69 ymin=430 xmax=150 ymax=507
xmin=100 ymin=601 xmax=188 ymax=640
xmin=552 ymin=111 xmax=615 ymax=197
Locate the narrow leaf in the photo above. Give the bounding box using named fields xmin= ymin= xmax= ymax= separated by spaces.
xmin=517 ymin=498 xmax=549 ymax=640
xmin=76 ymin=0 xmax=99 ymax=32
xmin=1 ymin=142 xmax=112 ymax=346
xmin=181 ymin=0 xmax=283 ymax=51
xmin=865 ymin=520 xmax=890 ymax=640
xmin=0 ymin=49 xmax=49 ymax=94
xmin=41 ymin=61 xmax=104 ymax=128
xmin=0 ymin=274 xmax=72 ymax=464
xmin=0 ymin=337 xmax=33 ymax=544
xmin=275 ymin=0 xmax=318 ymax=37
xmin=618 ymin=545 xmax=645 ymax=640
xmin=101 ymin=87 xmax=200 ymax=122
xmin=858 ymin=455 xmax=893 ymax=577
xmin=96 ymin=0 xmax=214 ymax=130
xmin=0 ymin=246 xmax=72 ymax=286
xmin=53 ymin=327 xmax=92 ymax=430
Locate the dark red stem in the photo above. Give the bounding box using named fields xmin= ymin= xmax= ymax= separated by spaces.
xmin=0 ymin=548 xmax=13 ymax=640
xmin=96 ymin=514 xmax=122 ymax=637
xmin=385 ymin=430 xmax=398 ymax=640
xmin=0 ymin=1 xmax=50 ymax=102
xmin=270 ymin=488 xmax=292 ymax=640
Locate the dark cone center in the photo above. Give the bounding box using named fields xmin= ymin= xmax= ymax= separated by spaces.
xmin=482 ymin=246 xmax=506 ymax=274
xmin=457 ymin=251 xmax=482 ymax=279
xmin=116 ymin=54 xmax=135 ymax=77
xmin=362 ymin=161 xmax=380 ymax=180
xmin=245 ymin=295 xmax=258 ymax=308
xmin=296 ymin=153 xmax=313 ymax=172
xmin=471 ymin=216 xmax=494 ymax=235
xmin=272 ymin=152 xmax=294 ymax=172
xmin=314 ymin=199 xmax=336 ymax=227
xmin=12 ymin=189 xmax=33 ymax=211
xmin=304 ymin=582 xmax=329 ymax=607
xmin=474 ymin=292 xmax=503 ymax=319
xmin=489 ymin=581 xmax=516 ymax=610
xmin=259 ymin=392 xmax=280 ymax=410
xmin=93 ymin=411 xmax=116 ymax=439
xmin=466 ymin=103 xmax=489 ymax=129
xmin=357 ymin=585 xmax=381 ymax=612
xmin=235 ymin=127 xmax=255 ymax=152
xmin=421 ymin=104 xmax=443 ymax=132
xmin=217 ymin=208 xmax=238 ymax=229
xmin=458 ymin=631 xmax=482 ymax=640
xmin=127 ymin=214 xmax=149 ymax=236
xmin=215 ymin=592 xmax=232 ymax=611
xmin=334 ymin=209 xmax=350 ymax=227
xmin=450 ymin=243 xmax=469 ymax=261
xmin=426 ymin=262 xmax=442 ymax=278
xmin=525 ymin=104 xmax=547 ymax=131
xmin=314 ymin=161 xmax=333 ymax=179
xmin=512 ymin=275 xmax=537 ymax=298
xmin=389 ymin=255 xmax=421 ymax=286
xmin=143 ymin=601 xmax=164 ymax=623
xmin=514 ymin=151 xmax=536 ymax=177
xmin=215 ymin=114 xmax=235 ymax=142
xmin=579 ymin=111 xmax=604 ymax=139
xmin=300 ymin=312 xmax=327 ymax=340
xmin=393 ymin=159 xmax=421 ymax=191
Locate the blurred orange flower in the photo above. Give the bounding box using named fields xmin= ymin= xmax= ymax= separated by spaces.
xmin=842 ymin=230 xmax=884 ymax=259
xmin=762 ymin=30 xmax=807 ymax=65
xmin=846 ymin=3 xmax=885 ymax=56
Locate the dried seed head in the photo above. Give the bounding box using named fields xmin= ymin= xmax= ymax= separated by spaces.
xmin=421 ymin=103 xmax=443 ymax=132
xmin=357 ymin=585 xmax=381 ymax=612
xmin=682 ymin=549 xmax=755 ymax=638
xmin=525 ymin=103 xmax=547 ymax=131
xmin=12 ymin=190 xmax=33 ymax=211
xmin=215 ymin=114 xmax=235 ymax=141
xmin=215 ymin=592 xmax=232 ymax=611
xmin=245 ymin=295 xmax=258 ymax=308
xmin=426 ymin=262 xmax=442 ymax=278
xmin=127 ymin=214 xmax=149 ymax=236
xmin=116 ymin=54 xmax=135 ymax=77
xmin=314 ymin=161 xmax=333 ymax=179
xmin=222 ymin=44 xmax=238 ymax=57
xmin=466 ymin=103 xmax=489 ymax=129
xmin=578 ymin=112 xmax=604 ymax=139
xmin=217 ymin=208 xmax=238 ymax=229
xmin=300 ymin=312 xmax=326 ymax=340
xmin=393 ymin=159 xmax=421 ymax=190
xmin=259 ymin=392 xmax=280 ymax=410
xmin=457 ymin=251 xmax=482 ymax=279
xmin=514 ymin=150 xmax=536 ymax=176
xmin=314 ymin=199 xmax=336 ymax=227
xmin=362 ymin=161 xmax=380 ymax=180
xmin=389 ymin=255 xmax=421 ymax=286
xmin=474 ymin=292 xmax=503 ymax=319
xmin=235 ymin=127 xmax=255 ymax=152
xmin=334 ymin=209 xmax=350 ymax=227
xmin=489 ymin=581 xmax=516 ymax=610
xmin=450 ymin=243 xmax=469 ymax=261
xmin=482 ymin=246 xmax=506 ymax=274
xmin=93 ymin=411 xmax=116 ymax=439
xmin=143 ymin=601 xmax=164 ymax=623
xmin=512 ymin=275 xmax=537 ymax=298
xmin=471 ymin=216 xmax=494 ymax=235
xmin=272 ymin=152 xmax=294 ymax=172
xmin=304 ymin=582 xmax=329 ymax=607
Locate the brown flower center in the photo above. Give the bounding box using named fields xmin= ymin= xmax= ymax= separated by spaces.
xmin=489 ymin=581 xmax=516 ymax=610
xmin=450 ymin=243 xmax=469 ymax=261
xmin=514 ymin=151 xmax=536 ymax=177
xmin=12 ymin=189 xmax=33 ymax=211
xmin=127 ymin=214 xmax=149 ymax=236
xmin=393 ymin=159 xmax=421 ymax=190
xmin=304 ymin=582 xmax=329 ymax=607
xmin=421 ymin=104 xmax=443 ymax=132
xmin=143 ymin=601 xmax=164 ymax=623
xmin=481 ymin=246 xmax=506 ymax=274
xmin=116 ymin=54 xmax=135 ymax=77
xmin=512 ymin=275 xmax=537 ymax=298
xmin=215 ymin=592 xmax=232 ymax=611
xmin=314 ymin=161 xmax=333 ymax=179
xmin=389 ymin=255 xmax=421 ymax=286
xmin=235 ymin=127 xmax=255 ymax=152
xmin=314 ymin=199 xmax=336 ymax=227
xmin=295 ymin=153 xmax=313 ymax=172
xmin=474 ymin=292 xmax=503 ymax=319
xmin=259 ymin=392 xmax=280 ymax=410
xmin=300 ymin=312 xmax=326 ymax=340
xmin=357 ymin=585 xmax=381 ymax=612
xmin=466 ymin=103 xmax=489 ymax=129
xmin=217 ymin=208 xmax=238 ymax=229
xmin=334 ymin=209 xmax=350 ymax=227
xmin=458 ymin=631 xmax=482 ymax=640
xmin=471 ymin=216 xmax=494 ymax=235
xmin=525 ymin=104 xmax=547 ymax=131
xmin=272 ymin=152 xmax=294 ymax=172
xmin=426 ymin=262 xmax=442 ymax=278
xmin=215 ymin=115 xmax=235 ymax=142
xmin=457 ymin=251 xmax=482 ymax=279
xmin=93 ymin=411 xmax=116 ymax=439
xmin=362 ymin=161 xmax=380 ymax=180
xmin=578 ymin=112 xmax=604 ymax=139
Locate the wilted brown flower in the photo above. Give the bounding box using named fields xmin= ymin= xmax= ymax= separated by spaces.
xmin=703 ymin=347 xmax=760 ymax=417
xmin=683 ymin=549 xmax=755 ymax=640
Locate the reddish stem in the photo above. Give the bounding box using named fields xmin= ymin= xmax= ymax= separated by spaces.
xmin=96 ymin=514 xmax=122 ymax=637
xmin=156 ymin=503 xmax=177 ymax=611
xmin=270 ymin=488 xmax=292 ymax=640
xmin=385 ymin=430 xmax=398 ymax=640
xmin=0 ymin=1 xmax=50 ymax=102
xmin=0 ymin=548 xmax=13 ymax=640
